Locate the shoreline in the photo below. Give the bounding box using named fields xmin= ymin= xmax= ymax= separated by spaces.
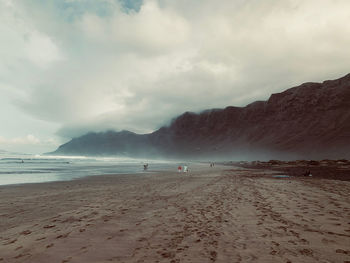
xmin=0 ymin=160 xmax=184 ymax=187
xmin=0 ymin=170 xmax=152 ymax=188
xmin=1 ymin=165 xmax=349 ymax=262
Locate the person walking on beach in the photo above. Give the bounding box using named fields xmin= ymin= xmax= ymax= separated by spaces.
xmin=178 ymin=165 xmax=182 ymax=172
xmin=183 ymin=165 xmax=188 ymax=173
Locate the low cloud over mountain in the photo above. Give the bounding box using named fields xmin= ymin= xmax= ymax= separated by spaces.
xmin=52 ymin=74 xmax=350 ymax=160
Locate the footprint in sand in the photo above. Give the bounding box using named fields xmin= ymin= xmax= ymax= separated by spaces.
xmin=3 ymin=239 xmax=17 ymax=245
xmin=61 ymin=257 xmax=72 ymax=263
xmin=14 ymin=253 xmax=29 ymax=259
xmin=335 ymin=249 xmax=350 ymax=255
xmin=210 ymin=251 xmax=217 ymax=261
xmin=20 ymin=230 xmax=32 ymax=235
xmin=160 ymin=251 xmax=175 ymax=258
xmin=299 ymin=248 xmax=313 ymax=256
xmin=56 ymin=232 xmax=70 ymax=239
xmin=43 ymin=224 xmax=56 ymax=229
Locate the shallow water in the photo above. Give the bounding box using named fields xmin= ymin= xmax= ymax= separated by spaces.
xmin=272 ymin=175 xmax=290 ymax=178
xmin=0 ymin=155 xmax=176 ymax=186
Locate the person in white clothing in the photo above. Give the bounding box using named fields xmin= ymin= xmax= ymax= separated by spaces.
xmin=183 ymin=165 xmax=188 ymax=173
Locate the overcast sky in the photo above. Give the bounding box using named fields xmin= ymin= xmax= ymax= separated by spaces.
xmin=1 ymin=0 xmax=350 ymax=153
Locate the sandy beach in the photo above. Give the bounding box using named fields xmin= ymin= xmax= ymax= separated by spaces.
xmin=1 ymin=164 xmax=350 ymax=263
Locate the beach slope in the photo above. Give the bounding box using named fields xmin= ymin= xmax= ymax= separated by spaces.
xmin=1 ymin=166 xmax=349 ymax=262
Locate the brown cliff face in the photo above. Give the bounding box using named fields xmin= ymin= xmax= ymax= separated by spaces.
xmin=54 ymin=74 xmax=350 ymax=160
xmin=154 ymin=73 xmax=350 ymax=159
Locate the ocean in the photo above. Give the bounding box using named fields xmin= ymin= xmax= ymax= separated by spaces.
xmin=0 ymin=155 xmax=177 ymax=186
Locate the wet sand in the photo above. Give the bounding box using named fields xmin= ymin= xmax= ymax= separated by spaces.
xmin=229 ymin=159 xmax=350 ymax=182
xmin=1 ymin=165 xmax=350 ymax=262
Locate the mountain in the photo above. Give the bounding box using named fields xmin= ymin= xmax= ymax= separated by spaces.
xmin=51 ymin=74 xmax=350 ymax=160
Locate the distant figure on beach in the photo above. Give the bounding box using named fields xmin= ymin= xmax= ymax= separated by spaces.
xmin=178 ymin=166 xmax=182 ymax=172
xmin=183 ymin=165 xmax=188 ymax=173
xmin=143 ymin=163 xmax=148 ymax=171
xmin=21 ymin=159 xmax=24 ymax=163
xmin=210 ymin=163 xmax=214 ymax=167
xmin=303 ymin=170 xmax=312 ymax=176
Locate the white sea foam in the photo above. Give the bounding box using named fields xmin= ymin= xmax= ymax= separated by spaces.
xmin=0 ymin=154 xmax=176 ymax=186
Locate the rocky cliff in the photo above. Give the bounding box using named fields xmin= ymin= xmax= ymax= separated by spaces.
xmin=52 ymin=74 xmax=350 ymax=160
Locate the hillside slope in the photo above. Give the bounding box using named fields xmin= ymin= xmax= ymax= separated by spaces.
xmin=52 ymin=74 xmax=350 ymax=160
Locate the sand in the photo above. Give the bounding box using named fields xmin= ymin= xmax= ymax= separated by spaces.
xmin=0 ymin=164 xmax=350 ymax=263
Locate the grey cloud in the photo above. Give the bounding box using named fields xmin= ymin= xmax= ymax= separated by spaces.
xmin=3 ymin=0 xmax=350 ymax=144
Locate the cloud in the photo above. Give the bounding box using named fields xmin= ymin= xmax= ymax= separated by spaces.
xmin=2 ymin=0 xmax=350 ymax=143
xmin=0 ymin=135 xmax=38 ymax=145
xmin=0 ymin=1 xmax=63 ymax=69
xmin=0 ymin=134 xmax=60 ymax=145
xmin=0 ymin=134 xmax=59 ymax=153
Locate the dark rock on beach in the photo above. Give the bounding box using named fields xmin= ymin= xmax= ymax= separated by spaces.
xmin=228 ymin=159 xmax=350 ymax=181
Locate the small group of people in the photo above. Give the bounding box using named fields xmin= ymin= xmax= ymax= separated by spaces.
xmin=178 ymin=165 xmax=188 ymax=173
xmin=210 ymin=163 xmax=215 ymax=167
